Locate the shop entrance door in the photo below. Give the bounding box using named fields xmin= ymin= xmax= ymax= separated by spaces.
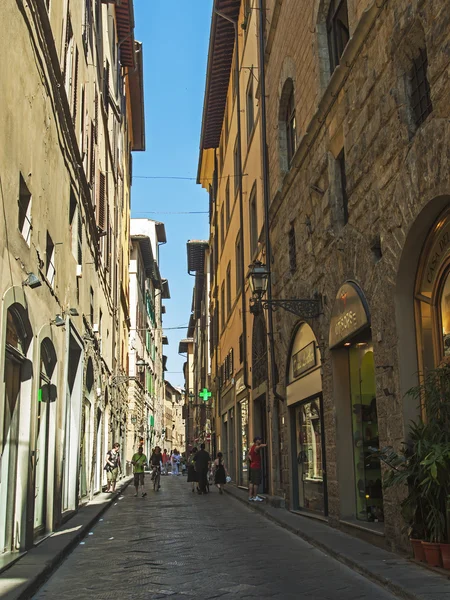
xmin=222 ymin=416 xmax=228 ymax=469
xmin=294 ymin=397 xmax=326 ymax=514
xmin=253 ymin=394 xmax=269 ymax=494
xmin=34 ymin=381 xmax=50 ymax=535
xmin=1 ymin=352 xmax=22 ymax=554
xmin=228 ymin=408 xmax=235 ymax=480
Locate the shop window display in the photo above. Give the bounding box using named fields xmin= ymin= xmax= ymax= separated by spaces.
xmin=349 ymin=343 xmax=384 ymax=523
xmin=295 ymin=398 xmax=325 ymax=513
xmin=239 ymin=400 xmax=249 ymax=486
xmin=440 ymin=270 xmax=450 ymax=357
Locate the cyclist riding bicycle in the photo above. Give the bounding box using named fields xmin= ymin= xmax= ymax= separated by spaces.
xmin=150 ymin=446 xmax=163 ymax=491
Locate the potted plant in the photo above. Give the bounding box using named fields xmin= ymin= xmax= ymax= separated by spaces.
xmin=372 ymin=365 xmax=450 ymax=567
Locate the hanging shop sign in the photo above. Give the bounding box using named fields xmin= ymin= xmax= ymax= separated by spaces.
xmin=292 ymin=341 xmax=316 ymax=378
xmin=329 ymin=282 xmax=370 ymax=348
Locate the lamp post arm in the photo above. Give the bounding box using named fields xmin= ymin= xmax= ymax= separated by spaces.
xmin=251 ymin=298 xmax=322 ymax=319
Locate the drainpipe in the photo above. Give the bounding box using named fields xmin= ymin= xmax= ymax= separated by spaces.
xmin=215 ymin=7 xmax=250 ymax=396
xmin=258 ymin=0 xmax=282 ymax=493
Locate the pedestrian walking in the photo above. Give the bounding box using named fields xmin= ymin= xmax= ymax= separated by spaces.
xmin=150 ymin=446 xmax=163 ymax=490
xmin=172 ymin=449 xmax=181 ymax=475
xmin=213 ymin=452 xmax=228 ymax=494
xmin=194 ymin=443 xmax=211 ymax=495
xmin=131 ymin=446 xmax=147 ymax=497
xmin=104 ymin=443 xmax=121 ymax=492
xmin=187 ymin=447 xmax=199 ymax=492
xmin=162 ymin=448 xmax=169 ymax=474
xmin=248 ymin=436 xmax=267 ymax=502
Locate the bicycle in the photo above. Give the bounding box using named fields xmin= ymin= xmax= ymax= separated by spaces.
xmin=151 ymin=465 xmax=161 ymax=491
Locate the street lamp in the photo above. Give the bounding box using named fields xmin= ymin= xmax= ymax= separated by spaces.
xmin=247 ymin=260 xmax=322 ymax=319
xmin=247 ymin=260 xmax=269 ymax=299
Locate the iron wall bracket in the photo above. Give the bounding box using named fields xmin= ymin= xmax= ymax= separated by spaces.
xmin=250 ymin=296 xmax=322 ymax=319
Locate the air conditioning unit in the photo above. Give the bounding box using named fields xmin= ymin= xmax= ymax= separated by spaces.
xmin=93 ymin=323 xmax=99 ymax=333
xmin=76 ymin=265 xmax=82 ymax=278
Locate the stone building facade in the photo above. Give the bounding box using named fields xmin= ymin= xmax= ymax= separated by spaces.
xmin=0 ymin=0 xmax=144 ymax=562
xmin=194 ymin=0 xmax=450 ymax=553
xmin=263 ymin=0 xmax=450 ymax=551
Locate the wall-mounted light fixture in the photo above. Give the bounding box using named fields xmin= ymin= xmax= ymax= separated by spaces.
xmin=23 ymin=273 xmax=42 ymax=289
xmin=247 ymin=260 xmax=322 ymax=318
xmin=51 ymin=315 xmax=65 ymax=327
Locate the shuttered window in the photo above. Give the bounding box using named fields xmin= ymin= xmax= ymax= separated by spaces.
xmin=98 ymin=172 xmax=106 ymax=231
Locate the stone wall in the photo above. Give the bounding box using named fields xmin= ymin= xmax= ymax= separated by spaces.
xmin=264 ymin=0 xmax=450 ymax=551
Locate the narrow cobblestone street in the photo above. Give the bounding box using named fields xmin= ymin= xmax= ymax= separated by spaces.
xmin=33 ymin=477 xmax=398 ymax=600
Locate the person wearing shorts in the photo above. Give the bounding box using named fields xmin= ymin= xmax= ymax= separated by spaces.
xmin=248 ymin=437 xmax=267 ymax=502
xmin=105 ymin=443 xmax=121 ymax=492
xmin=131 ymin=446 xmax=147 ymax=497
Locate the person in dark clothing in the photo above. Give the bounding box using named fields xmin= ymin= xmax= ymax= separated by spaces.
xmin=187 ymin=447 xmax=199 ymax=492
xmin=213 ymin=452 xmax=227 ymax=494
xmin=150 ymin=446 xmax=162 ymax=490
xmin=194 ymin=443 xmax=211 ymax=494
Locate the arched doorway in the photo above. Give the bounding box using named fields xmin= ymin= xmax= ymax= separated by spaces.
xmin=0 ymin=303 xmax=33 ymax=554
xmin=415 ymin=207 xmax=450 ymax=375
xmin=286 ymin=323 xmax=326 ymax=515
xmin=34 ymin=338 xmax=57 ymax=536
xmin=251 ymin=313 xmax=269 ymax=493
xmin=329 ymin=282 xmax=384 ymax=526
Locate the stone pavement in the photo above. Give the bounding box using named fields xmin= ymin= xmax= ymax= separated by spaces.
xmin=224 ymin=485 xmax=450 ymax=600
xmin=0 ymin=477 xmax=132 ymax=600
xmin=32 ymin=476 xmax=400 ymax=600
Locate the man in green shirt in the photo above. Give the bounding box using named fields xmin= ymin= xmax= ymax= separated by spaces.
xmin=131 ymin=446 xmax=147 ymax=497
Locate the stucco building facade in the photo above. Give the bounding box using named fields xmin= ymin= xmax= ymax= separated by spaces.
xmin=0 ymin=0 xmax=144 ymax=562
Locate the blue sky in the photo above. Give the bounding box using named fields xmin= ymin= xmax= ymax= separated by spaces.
xmin=132 ymin=1 xmax=212 ymax=388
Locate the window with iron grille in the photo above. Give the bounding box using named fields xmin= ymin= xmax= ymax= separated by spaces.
xmin=288 ymin=224 xmax=296 ymax=273
xmin=221 ymin=284 xmax=225 ymax=330
xmin=410 ymin=48 xmax=433 ymax=128
xmin=233 ymin=138 xmax=240 ymax=196
xmin=246 ymin=71 xmax=255 ymax=140
xmin=327 ymin=0 xmax=349 ymax=73
xmin=226 ymin=263 xmax=232 ymax=316
xmin=337 ymin=148 xmax=348 ymax=224
xmin=220 ymin=205 xmax=225 ymax=250
xmin=225 ymin=177 xmax=230 ymax=223
xmin=235 ymin=232 xmax=242 ymax=294
xmin=285 ymin=85 xmax=296 ymax=166
xmin=249 ymin=187 xmax=258 ymax=257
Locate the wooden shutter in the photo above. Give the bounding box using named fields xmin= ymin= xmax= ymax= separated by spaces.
xmin=77 ymin=212 xmax=83 ymax=264
xmin=63 ymin=8 xmax=72 ymax=78
xmin=98 ymin=172 xmax=106 ymax=230
xmin=89 ymin=122 xmax=95 ymax=187
xmin=103 ymin=60 xmax=109 ymax=112
xmin=94 ymin=89 xmax=98 ymax=143
xmin=72 ymin=46 xmax=79 ymax=124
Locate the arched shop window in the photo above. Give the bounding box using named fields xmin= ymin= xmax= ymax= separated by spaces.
xmin=329 ymin=282 xmax=384 ymax=525
xmin=415 ymin=208 xmax=450 ymax=375
xmin=1 ymin=304 xmax=32 ymax=553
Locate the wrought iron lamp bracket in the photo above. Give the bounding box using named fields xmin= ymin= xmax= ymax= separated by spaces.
xmin=250 ymin=297 xmax=322 ymax=319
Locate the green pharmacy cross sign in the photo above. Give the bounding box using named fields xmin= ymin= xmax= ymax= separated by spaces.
xmin=199 ymin=388 xmax=212 ymax=403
